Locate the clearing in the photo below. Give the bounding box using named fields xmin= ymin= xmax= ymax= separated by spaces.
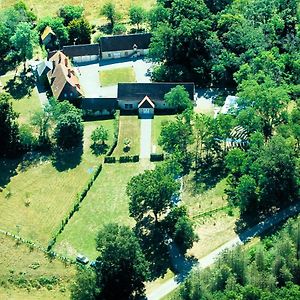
xmin=99 ymin=66 xmax=136 ymax=87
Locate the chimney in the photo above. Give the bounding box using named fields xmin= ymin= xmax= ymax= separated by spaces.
xmin=68 ymin=69 xmax=72 ymax=78
xmin=52 ymin=60 xmax=56 ymax=72
xmin=65 ymin=58 xmax=68 ymax=67
xmin=58 ymin=52 xmax=61 ymax=64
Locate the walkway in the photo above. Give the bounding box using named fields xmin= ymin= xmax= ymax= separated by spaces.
xmin=140 ymin=118 xmax=152 ymax=159
xmin=147 ymin=201 xmax=300 ymax=300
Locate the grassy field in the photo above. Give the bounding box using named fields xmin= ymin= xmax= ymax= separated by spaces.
xmin=0 ymin=120 xmax=114 ymax=246
xmin=54 ymin=162 xmax=149 ymax=259
xmin=0 ymin=0 xmax=156 ymax=24
xmin=99 ymin=66 xmax=136 ymax=87
xmin=0 ymin=234 xmax=75 ymax=297
xmin=152 ymin=115 xmax=176 ymax=153
xmin=114 ymin=115 xmax=140 ymax=156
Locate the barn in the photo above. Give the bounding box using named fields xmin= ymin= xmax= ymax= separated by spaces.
xmin=63 ymin=44 xmax=100 ymax=63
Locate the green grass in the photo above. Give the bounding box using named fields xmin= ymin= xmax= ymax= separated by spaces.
xmin=0 ymin=234 xmax=75 ymax=295
xmin=152 ymin=115 xmax=177 ymax=153
xmin=54 ymin=163 xmax=148 ymax=259
xmin=99 ymin=66 xmax=136 ymax=87
xmin=114 ymin=115 xmax=140 ymax=156
xmin=0 ymin=120 xmax=114 ymax=246
xmin=1 ymin=0 xmax=156 ymax=23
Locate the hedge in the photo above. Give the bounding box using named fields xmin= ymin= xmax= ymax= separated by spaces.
xmin=150 ymin=153 xmax=164 ymax=162
xmin=104 ymin=156 xmax=116 ymax=163
xmin=119 ymin=155 xmax=139 ymax=163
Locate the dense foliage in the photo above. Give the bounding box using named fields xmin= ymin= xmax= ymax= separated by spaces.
xmin=172 ymin=216 xmax=300 ymax=300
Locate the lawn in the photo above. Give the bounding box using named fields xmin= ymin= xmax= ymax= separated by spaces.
xmin=0 ymin=234 xmax=75 ymax=296
xmin=54 ymin=162 xmax=148 ymax=259
xmin=0 ymin=119 xmax=114 ymax=246
xmin=152 ymin=115 xmax=177 ymax=153
xmin=1 ymin=0 xmax=156 ymax=23
xmin=114 ymin=115 xmax=140 ymax=156
xmin=99 ymin=66 xmax=136 ymax=87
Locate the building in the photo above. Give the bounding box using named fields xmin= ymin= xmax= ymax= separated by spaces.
xmin=47 ymin=51 xmax=84 ymax=100
xmin=117 ymin=82 xmax=195 ymax=117
xmin=63 ymin=44 xmax=100 ymax=63
xmin=81 ymin=98 xmax=118 ymax=116
xmin=100 ymin=33 xmax=151 ymax=59
xmin=41 ymin=26 xmax=56 ymax=47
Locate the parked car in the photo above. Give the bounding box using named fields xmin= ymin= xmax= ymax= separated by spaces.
xmin=76 ymin=254 xmax=89 ymax=264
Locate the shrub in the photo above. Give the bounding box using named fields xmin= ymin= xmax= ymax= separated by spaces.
xmin=150 ymin=153 xmax=164 ymax=162
xmin=104 ymin=156 xmax=116 ymax=163
xmin=119 ymin=155 xmax=139 ymax=163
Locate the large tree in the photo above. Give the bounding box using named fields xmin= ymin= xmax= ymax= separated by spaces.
xmin=129 ymin=5 xmax=146 ymax=30
xmin=127 ymin=166 xmax=179 ymax=223
xmin=95 ymin=224 xmax=149 ymax=300
xmin=58 ymin=5 xmax=84 ymax=26
xmin=164 ymin=85 xmax=193 ymax=112
xmin=100 ymin=2 xmax=120 ymax=29
xmin=68 ymin=18 xmax=91 ymax=45
xmin=0 ymin=93 xmax=20 ymax=156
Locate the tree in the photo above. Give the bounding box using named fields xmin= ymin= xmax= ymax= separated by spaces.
xmin=100 ymin=2 xmax=120 ymax=29
xmin=71 ymin=268 xmax=98 ymax=300
xmin=53 ymin=102 xmax=83 ymax=149
xmin=68 ymin=18 xmax=91 ymax=45
xmin=127 ymin=165 xmax=179 ymax=223
xmin=129 ymin=5 xmax=146 ymax=30
xmin=165 ymin=85 xmax=193 ymax=112
xmin=58 ymin=5 xmax=84 ymax=26
xmin=204 ymin=0 xmax=232 ymax=14
xmin=95 ymin=224 xmax=149 ymax=300
xmin=0 ymin=93 xmax=19 ymax=156
xmin=112 ymin=23 xmax=126 ymax=35
xmin=148 ymin=5 xmax=169 ymax=30
xmin=91 ymin=125 xmax=109 ymax=145
xmin=10 ymin=22 xmax=37 ymax=70
xmin=31 ymin=110 xmax=51 ymax=146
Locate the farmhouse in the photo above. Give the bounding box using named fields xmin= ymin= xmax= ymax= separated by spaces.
xmin=118 ymin=82 xmax=195 ymax=117
xmin=47 ymin=51 xmax=84 ymax=100
xmin=100 ymin=33 xmax=152 ymax=59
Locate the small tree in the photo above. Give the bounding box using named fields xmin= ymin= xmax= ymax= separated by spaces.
xmin=165 ymin=85 xmax=193 ymax=112
xmin=112 ymin=23 xmax=126 ymax=35
xmin=58 ymin=5 xmax=84 ymax=26
xmin=123 ymin=137 xmax=131 ymax=152
xmin=129 ymin=5 xmax=146 ymax=30
xmin=91 ymin=125 xmax=109 ymax=145
xmin=100 ymin=2 xmax=120 ymax=29
xmin=68 ymin=18 xmax=91 ymax=44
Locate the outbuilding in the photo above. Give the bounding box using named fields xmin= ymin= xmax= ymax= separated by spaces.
xmin=63 ymin=44 xmax=100 ymax=63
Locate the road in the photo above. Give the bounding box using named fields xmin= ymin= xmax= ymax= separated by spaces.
xmin=146 ymin=201 xmax=300 ymax=300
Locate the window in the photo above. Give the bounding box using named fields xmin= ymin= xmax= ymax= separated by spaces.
xmin=125 ymin=51 xmax=128 ymax=56
xmin=125 ymin=104 xmax=133 ymax=109
xmin=64 ymin=93 xmax=67 ymax=98
xmin=108 ymin=53 xmax=111 ymax=58
xmin=70 ymin=92 xmax=73 ymax=97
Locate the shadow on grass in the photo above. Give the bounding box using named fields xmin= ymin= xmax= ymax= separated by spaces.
xmin=51 ymin=146 xmax=83 ymax=172
xmin=4 ymin=72 xmax=36 ymax=99
xmin=91 ymin=143 xmax=108 ymax=156
xmin=98 ymin=23 xmax=112 ymax=35
xmin=0 ymin=158 xmax=21 ymax=189
xmin=192 ymin=156 xmax=227 ymax=194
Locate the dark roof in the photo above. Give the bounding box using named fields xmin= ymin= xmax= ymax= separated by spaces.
xmin=100 ymin=33 xmax=152 ymax=52
xmin=81 ymin=98 xmax=117 ymax=110
xmin=63 ymin=44 xmax=100 ymax=57
xmin=118 ymin=83 xmax=195 ymax=102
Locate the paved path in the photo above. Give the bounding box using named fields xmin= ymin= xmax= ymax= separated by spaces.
xmin=140 ymin=119 xmax=152 ymax=159
xmin=147 ymin=201 xmax=300 ymax=300
xmin=35 ymin=86 xmax=48 ymax=108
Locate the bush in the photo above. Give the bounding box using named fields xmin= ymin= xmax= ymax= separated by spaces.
xmin=104 ymin=156 xmax=116 ymax=163
xmin=150 ymin=153 xmax=164 ymax=162
xmin=119 ymin=155 xmax=139 ymax=163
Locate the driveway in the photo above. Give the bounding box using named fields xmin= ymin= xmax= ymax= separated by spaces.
xmin=140 ymin=118 xmax=152 ymax=159
xmin=75 ymin=63 xmax=102 ymax=98
xmin=146 ymin=201 xmax=300 ymax=300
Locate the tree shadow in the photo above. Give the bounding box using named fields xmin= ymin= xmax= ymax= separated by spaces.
xmin=98 ymin=24 xmax=113 ymax=35
xmin=51 ymin=146 xmax=83 ymax=172
xmin=4 ymin=72 xmax=36 ymax=99
xmin=135 ymin=217 xmax=171 ymax=280
xmin=192 ymin=156 xmax=227 ymax=194
xmin=17 ymin=151 xmax=50 ymax=172
xmin=0 ymin=158 xmax=21 ymax=189
xmin=91 ymin=143 xmax=108 ymax=156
